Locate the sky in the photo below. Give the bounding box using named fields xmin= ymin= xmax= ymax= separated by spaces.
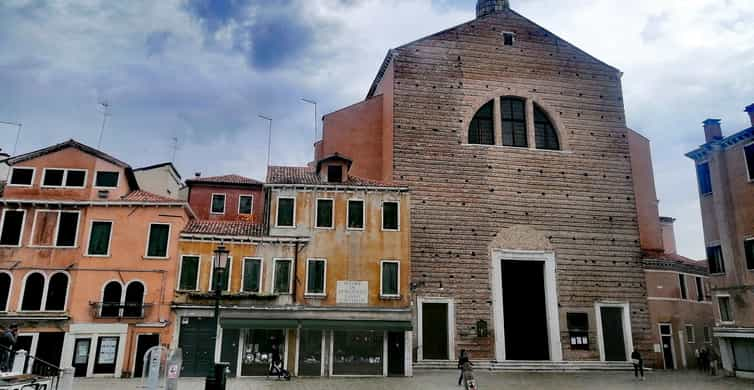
xmin=0 ymin=0 xmax=752 ymax=259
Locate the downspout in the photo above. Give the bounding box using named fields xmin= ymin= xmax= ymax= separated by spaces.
xmin=292 ymin=241 xmax=299 ymax=304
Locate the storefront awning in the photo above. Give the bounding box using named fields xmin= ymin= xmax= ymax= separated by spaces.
xmin=220 ymin=318 xmax=298 ymax=329
xmin=300 ymin=320 xmax=412 ymax=331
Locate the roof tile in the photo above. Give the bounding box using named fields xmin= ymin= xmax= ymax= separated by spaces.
xmin=122 ymin=190 xmax=179 ymax=203
xmin=182 ymin=220 xmax=266 ymax=237
xmin=266 ymin=166 xmax=391 ymax=187
xmin=187 ymin=174 xmax=262 ymax=186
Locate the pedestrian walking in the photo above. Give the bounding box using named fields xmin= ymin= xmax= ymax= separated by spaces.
xmin=0 ymin=324 xmax=18 ymax=372
xmin=700 ymin=347 xmax=710 ymax=373
xmin=631 ymin=349 xmax=644 ymax=380
xmin=457 ymin=349 xmax=471 ymax=386
xmin=695 ymin=348 xmax=702 ymax=371
xmin=708 ymin=348 xmax=718 ymax=376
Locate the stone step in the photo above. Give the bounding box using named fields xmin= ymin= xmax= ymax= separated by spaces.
xmin=414 ymin=360 xmax=637 ymax=372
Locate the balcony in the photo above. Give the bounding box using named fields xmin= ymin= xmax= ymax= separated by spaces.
xmin=89 ymin=302 xmax=153 ymax=319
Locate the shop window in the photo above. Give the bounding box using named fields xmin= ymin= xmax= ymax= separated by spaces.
xmin=696 ymin=276 xmax=705 ymax=302
xmin=44 ymin=272 xmax=69 ymax=311
xmin=273 ymin=259 xmax=292 ymax=294
xmin=745 ymin=143 xmax=754 ymax=181
xmin=0 ymin=273 xmax=11 ymax=311
xmin=0 ymin=210 xmax=25 ymax=246
xmin=238 ymin=195 xmax=253 ymax=215
xmin=87 ymin=221 xmax=112 ymax=256
xmin=20 ymin=272 xmax=45 ymax=311
xmin=306 ymin=259 xmax=326 ymax=296
xmin=276 ymin=198 xmax=295 ymax=227
xmin=534 ymin=104 xmax=560 ymax=150
xmin=468 ymin=100 xmax=494 ymax=145
xmin=298 ymin=329 xmax=323 ymax=376
xmin=567 ymin=312 xmax=589 ymax=350
xmin=686 ymin=325 xmax=695 ymax=343
xmin=123 ymin=281 xmax=145 ymax=317
xmin=718 ymin=296 xmax=733 ymax=322
xmin=210 ymin=256 xmax=232 ymax=292
xmin=679 ymin=274 xmax=688 ymax=300
xmin=382 ymin=201 xmax=399 ymax=231
xmin=730 ymin=340 xmax=754 ymax=372
xmin=332 ymin=331 xmax=384 ymax=376
xmin=101 ymin=281 xmax=122 ymax=318
xmin=707 ymin=245 xmax=725 ymax=274
xmin=381 ymin=261 xmax=399 ymax=297
xmin=146 ymin=223 xmax=170 ymax=258
xmin=8 ymin=167 xmax=34 ymax=186
xmin=240 ymin=329 xmax=285 ymax=376
xmin=179 ymin=256 xmax=200 ymax=291
xmin=696 ymin=163 xmax=712 ymax=195
xmin=95 ymin=171 xmax=119 ymax=188
xmin=315 ymin=199 xmax=334 ymax=228
xmin=745 ymin=239 xmax=754 ymax=271
xmin=347 ymin=200 xmax=364 ymax=229
xmin=242 ymin=258 xmax=262 ymax=293
xmin=501 ymin=97 xmax=527 ymax=147
xmin=211 ymin=194 xmax=226 ymax=214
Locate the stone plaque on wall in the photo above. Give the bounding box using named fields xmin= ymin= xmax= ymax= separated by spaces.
xmin=336 ymin=281 xmax=368 ymax=305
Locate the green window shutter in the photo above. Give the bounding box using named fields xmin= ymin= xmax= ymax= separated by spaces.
xmin=382 ymin=202 xmax=399 ymax=230
xmin=316 ymin=199 xmax=333 ymax=228
xmin=348 ymin=201 xmax=364 ymax=229
xmin=382 ymin=262 xmax=398 ymax=295
xmin=88 ymin=221 xmax=112 ymax=255
xmin=307 ymin=261 xmax=325 ymax=294
xmin=243 ymin=259 xmax=261 ymax=293
xmin=277 ymin=198 xmax=295 ymax=227
xmin=180 ymin=256 xmax=199 ymax=290
xmin=274 ymin=261 xmax=291 ymax=293
xmin=147 ymin=224 xmax=170 ymax=257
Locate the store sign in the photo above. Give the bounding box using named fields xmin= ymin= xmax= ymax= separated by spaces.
xmin=336 ymin=281 xmax=368 ymax=305
xmin=98 ymin=337 xmax=118 ymax=364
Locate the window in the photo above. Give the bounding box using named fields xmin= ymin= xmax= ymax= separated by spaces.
xmin=707 ymin=245 xmax=725 ymax=274
xmin=316 ymin=199 xmax=334 ymax=229
xmin=56 ymin=211 xmax=79 ymax=247
xmin=42 ymin=169 xmax=64 ymax=186
xmin=718 ymin=296 xmax=733 ymax=322
xmin=30 ymin=210 xmax=79 ymax=247
xmin=745 ymin=239 xmax=754 ymax=271
xmin=381 ymin=261 xmax=399 ymax=297
xmin=347 ymin=200 xmax=364 ymax=229
xmin=679 ymin=274 xmax=688 ymax=300
xmin=696 ymin=163 xmax=712 ymax=195
xmin=0 ymin=210 xmax=25 ymax=246
xmin=44 ymin=272 xmax=69 ymax=311
xmin=306 ymin=259 xmax=326 ymax=296
xmin=65 ymin=170 xmax=86 ymax=187
xmin=210 ymin=194 xmax=226 ymax=214
xmin=8 ymin=167 xmax=34 ymax=186
xmin=502 ymin=32 xmax=515 ymax=46
xmin=210 ymin=257 xmax=232 ymax=292
xmin=238 ymin=195 xmax=253 ymax=215
xmin=101 ymin=281 xmax=122 ymax=318
xmin=566 ymin=312 xmax=589 ymax=350
xmin=41 ymin=169 xmax=86 ymax=188
xmin=501 ymin=97 xmax=527 ymax=147
xmin=178 ymin=256 xmax=200 ymax=291
xmin=534 ymin=104 xmax=560 ymax=150
xmin=745 ymin=143 xmax=754 ymax=181
xmin=468 ymin=100 xmax=494 ymax=145
xmin=327 ymin=165 xmax=343 ymax=183
xmin=242 ymin=258 xmax=262 ymax=293
xmin=273 ymin=259 xmax=292 ymax=294
xmin=0 ymin=273 xmax=10 ymax=312
xmin=696 ymin=276 xmax=705 ymax=302
xmin=123 ymin=281 xmax=145 ymax=318
xmin=276 ymin=197 xmax=295 ymax=227
xmin=703 ymin=327 xmax=712 ymax=343
xmin=95 ymin=171 xmax=119 ymax=188
xmin=20 ymin=272 xmax=45 ymax=311
xmin=686 ymin=325 xmax=695 ymax=343
xmin=87 ymin=221 xmax=112 ymax=256
xmin=145 ymin=223 xmax=170 ymax=258
xmin=382 ymin=201 xmax=399 ymax=231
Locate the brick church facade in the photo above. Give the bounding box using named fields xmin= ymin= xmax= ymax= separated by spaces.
xmin=316 ymin=0 xmax=652 ymax=364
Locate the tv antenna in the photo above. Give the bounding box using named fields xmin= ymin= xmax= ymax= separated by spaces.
xmin=97 ymin=101 xmax=111 ymax=148
xmin=0 ymin=120 xmax=22 ymax=155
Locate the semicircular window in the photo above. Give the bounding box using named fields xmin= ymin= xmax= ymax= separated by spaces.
xmin=468 ymin=100 xmax=494 ymax=145
xmin=534 ymin=104 xmax=560 ymax=150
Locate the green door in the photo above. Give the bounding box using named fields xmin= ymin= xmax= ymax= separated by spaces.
xmin=179 ymin=317 xmax=217 ymax=377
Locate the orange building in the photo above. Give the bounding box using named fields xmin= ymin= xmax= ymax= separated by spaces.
xmin=0 ymin=140 xmax=192 ymax=378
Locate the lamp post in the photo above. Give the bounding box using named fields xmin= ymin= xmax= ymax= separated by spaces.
xmin=205 ymin=245 xmax=230 ymax=390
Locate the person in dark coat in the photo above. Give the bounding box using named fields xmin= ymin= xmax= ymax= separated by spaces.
xmin=457 ymin=349 xmax=471 ymax=386
xmin=631 ymin=349 xmax=644 ymax=380
xmin=0 ymin=324 xmax=18 ymax=372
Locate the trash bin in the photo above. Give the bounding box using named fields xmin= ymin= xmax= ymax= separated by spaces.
xmin=204 ymin=362 xmax=230 ymax=390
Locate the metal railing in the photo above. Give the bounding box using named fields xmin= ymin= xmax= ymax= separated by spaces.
xmin=89 ymin=302 xmax=153 ymax=319
xmin=0 ymin=344 xmax=61 ymax=390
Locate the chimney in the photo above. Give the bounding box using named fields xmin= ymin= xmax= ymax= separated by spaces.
xmin=476 ymin=0 xmax=510 ymax=18
xmin=746 ymin=104 xmax=754 ymax=127
xmin=702 ymin=119 xmax=722 ymax=143
xmin=659 ymin=217 xmax=677 ymax=255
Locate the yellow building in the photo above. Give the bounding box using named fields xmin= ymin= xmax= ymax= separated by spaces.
xmin=173 ymin=154 xmax=412 ymax=377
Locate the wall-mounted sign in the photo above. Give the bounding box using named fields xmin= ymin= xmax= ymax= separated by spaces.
xmin=97 ymin=337 xmax=118 ymax=364
xmin=336 ymin=281 xmax=368 ymax=305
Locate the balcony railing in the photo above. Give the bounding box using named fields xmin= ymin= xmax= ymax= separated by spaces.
xmin=89 ymin=302 xmax=153 ymax=319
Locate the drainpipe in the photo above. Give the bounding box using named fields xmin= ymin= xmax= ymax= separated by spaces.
xmin=292 ymin=240 xmax=299 ymax=304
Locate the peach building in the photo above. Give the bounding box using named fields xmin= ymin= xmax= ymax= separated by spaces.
xmin=0 ymin=140 xmax=192 ymax=378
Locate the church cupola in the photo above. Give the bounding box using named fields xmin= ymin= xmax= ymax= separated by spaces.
xmin=476 ymin=0 xmax=510 ymax=18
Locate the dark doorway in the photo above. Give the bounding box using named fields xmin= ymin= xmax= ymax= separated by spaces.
xmin=72 ymin=338 xmax=91 ymax=377
xmin=133 ymin=334 xmax=160 ymax=378
xmin=659 ymin=324 xmax=674 ymax=369
xmin=422 ymin=302 xmax=448 ymax=360
xmin=220 ymin=329 xmax=239 ymax=377
xmin=600 ymin=307 xmax=627 ymax=361
xmin=16 ymin=335 xmax=33 ymax=355
xmin=297 ymin=329 xmax=322 ymax=376
xmin=34 ymin=332 xmax=64 ymax=374
xmin=179 ymin=317 xmax=216 ymax=377
xmin=387 ymin=332 xmax=405 ymax=376
xmin=502 ymin=260 xmax=549 ymax=360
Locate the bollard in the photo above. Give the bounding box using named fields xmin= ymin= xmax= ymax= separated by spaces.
xmin=12 ymin=350 xmax=27 ymax=374
xmin=59 ymin=368 xmax=74 ymax=390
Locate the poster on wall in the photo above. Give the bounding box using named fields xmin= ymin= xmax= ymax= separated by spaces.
xmin=98 ymin=337 xmax=118 ymax=364
xmin=336 ymin=281 xmax=368 ymax=305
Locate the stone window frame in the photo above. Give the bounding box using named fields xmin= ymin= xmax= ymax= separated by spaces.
xmin=238 ymin=194 xmax=254 ymax=216
xmin=716 ymin=294 xmax=734 ymax=325
xmin=210 ymin=193 xmax=226 ymax=215
xmin=314 ymin=197 xmax=335 ymax=230
xmin=7 ymin=167 xmax=36 ymax=187
xmin=685 ymin=324 xmax=695 ymax=344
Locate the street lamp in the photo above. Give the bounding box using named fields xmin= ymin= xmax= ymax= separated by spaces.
xmin=205 ymin=245 xmax=230 ymax=390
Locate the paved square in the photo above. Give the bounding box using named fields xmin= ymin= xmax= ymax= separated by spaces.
xmin=73 ymin=370 xmax=753 ymax=390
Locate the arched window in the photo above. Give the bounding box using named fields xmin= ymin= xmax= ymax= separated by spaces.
xmin=101 ymin=281 xmax=122 ymax=318
xmin=501 ymin=97 xmax=527 ymax=147
xmin=468 ymin=100 xmax=494 ymax=145
xmin=124 ymin=281 xmax=145 ymax=318
xmin=534 ymin=104 xmax=560 ymax=150
xmin=0 ymin=273 xmax=11 ymax=312
xmin=45 ymin=272 xmax=69 ymax=311
xmin=20 ymin=272 xmax=45 ymax=311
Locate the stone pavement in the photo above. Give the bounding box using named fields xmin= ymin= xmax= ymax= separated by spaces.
xmin=73 ymin=370 xmax=753 ymax=390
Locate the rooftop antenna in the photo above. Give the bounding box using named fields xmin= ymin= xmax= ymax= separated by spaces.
xmin=0 ymin=120 xmax=22 ymax=155
xmin=170 ymin=136 xmax=180 ymax=163
xmin=97 ymin=100 xmax=111 ymax=148
xmin=258 ymin=115 xmax=273 ymax=168
xmin=301 ymin=98 xmax=317 ymax=147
